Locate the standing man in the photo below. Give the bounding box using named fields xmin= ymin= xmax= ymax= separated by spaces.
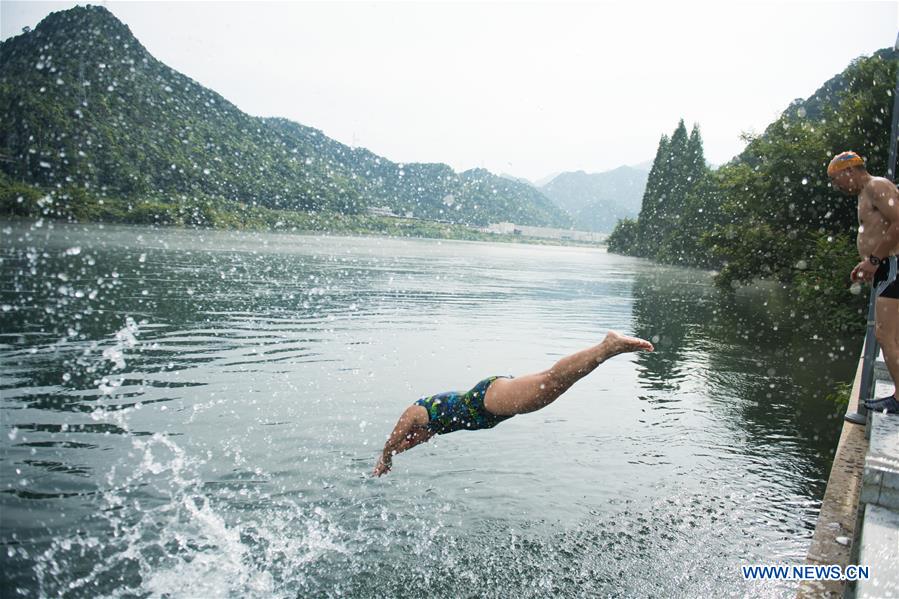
xmin=828 ymin=151 xmax=899 ymax=412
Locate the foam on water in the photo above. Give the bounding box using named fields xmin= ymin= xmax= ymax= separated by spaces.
xmin=30 ymin=428 xmax=349 ymax=597
xmin=26 ymin=318 xmax=352 ymax=598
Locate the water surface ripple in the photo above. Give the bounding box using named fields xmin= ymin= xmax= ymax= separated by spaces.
xmin=0 ymin=222 xmax=854 ymax=597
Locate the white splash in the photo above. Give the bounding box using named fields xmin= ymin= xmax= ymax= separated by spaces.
xmin=101 ymin=316 xmax=139 ymax=370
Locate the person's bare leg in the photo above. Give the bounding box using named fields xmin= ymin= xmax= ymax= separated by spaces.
xmin=484 ymin=331 xmax=653 ymax=416
xmin=875 ymin=297 xmax=899 ymax=394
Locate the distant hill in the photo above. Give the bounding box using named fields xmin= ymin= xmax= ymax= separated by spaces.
xmin=540 ymin=164 xmax=649 ymax=232
xmin=499 ymin=173 xmax=536 ymax=187
xmin=0 ymin=5 xmax=570 ymax=228
xmin=533 ymin=172 xmax=561 ymax=187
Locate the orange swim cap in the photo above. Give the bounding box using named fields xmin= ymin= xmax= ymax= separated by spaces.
xmin=827 ymin=151 xmax=864 ymax=177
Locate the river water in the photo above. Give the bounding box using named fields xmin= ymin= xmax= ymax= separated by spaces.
xmin=0 ymin=220 xmax=856 ymax=597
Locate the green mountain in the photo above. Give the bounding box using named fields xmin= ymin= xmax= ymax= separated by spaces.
xmin=779 ymin=48 xmax=896 ymax=125
xmin=0 ymin=5 xmax=570 ymax=228
xmin=540 ymin=165 xmax=649 ymax=232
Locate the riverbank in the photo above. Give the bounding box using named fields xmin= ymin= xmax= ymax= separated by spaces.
xmin=0 ymin=183 xmax=604 ymax=249
xmin=2 ymin=212 xmax=606 ymax=249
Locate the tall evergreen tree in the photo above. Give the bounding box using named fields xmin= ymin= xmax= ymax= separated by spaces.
xmin=687 ymin=124 xmax=706 ymax=183
xmin=664 ymin=119 xmax=690 ymax=226
xmin=663 ymin=124 xmax=711 ymax=264
xmin=636 ymin=134 xmax=670 ymax=254
xmin=610 ymin=119 xmax=709 ymax=261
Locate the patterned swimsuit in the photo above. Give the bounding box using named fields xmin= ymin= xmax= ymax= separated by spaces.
xmin=415 ymin=375 xmax=513 ymax=435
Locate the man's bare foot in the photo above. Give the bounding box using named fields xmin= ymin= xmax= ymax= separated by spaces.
xmin=602 ymin=331 xmax=654 ymax=355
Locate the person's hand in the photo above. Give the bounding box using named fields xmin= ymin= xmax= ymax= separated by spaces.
xmin=851 ymin=260 xmax=878 ymax=283
xmin=372 ymin=455 xmax=391 ymax=477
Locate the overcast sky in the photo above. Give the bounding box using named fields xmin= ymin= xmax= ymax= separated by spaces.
xmin=2 ymin=1 xmax=896 ymax=182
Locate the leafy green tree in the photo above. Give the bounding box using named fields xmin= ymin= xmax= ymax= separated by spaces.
xmin=793 ymin=233 xmax=867 ymax=333
xmin=0 ymin=179 xmax=43 ymax=216
xmin=608 ymin=47 xmax=894 ymax=334
xmin=606 ymin=218 xmax=638 ymax=253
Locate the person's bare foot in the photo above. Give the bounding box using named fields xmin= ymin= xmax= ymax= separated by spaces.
xmin=602 ymin=331 xmax=654 ymax=355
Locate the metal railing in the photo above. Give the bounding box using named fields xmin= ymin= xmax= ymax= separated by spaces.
xmin=845 ymin=290 xmax=878 ymax=425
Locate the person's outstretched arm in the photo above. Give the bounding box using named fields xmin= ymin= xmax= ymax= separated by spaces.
xmin=373 ymin=405 xmax=433 ymax=476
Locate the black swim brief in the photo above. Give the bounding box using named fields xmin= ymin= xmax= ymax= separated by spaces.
xmin=873 ymin=256 xmax=899 ymax=299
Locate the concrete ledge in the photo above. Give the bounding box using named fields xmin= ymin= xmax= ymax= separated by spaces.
xmin=798 ymin=358 xmax=868 ymax=599
xmin=861 ymin=412 xmax=899 ymax=511
xmin=856 ymin=504 xmax=899 ymax=598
